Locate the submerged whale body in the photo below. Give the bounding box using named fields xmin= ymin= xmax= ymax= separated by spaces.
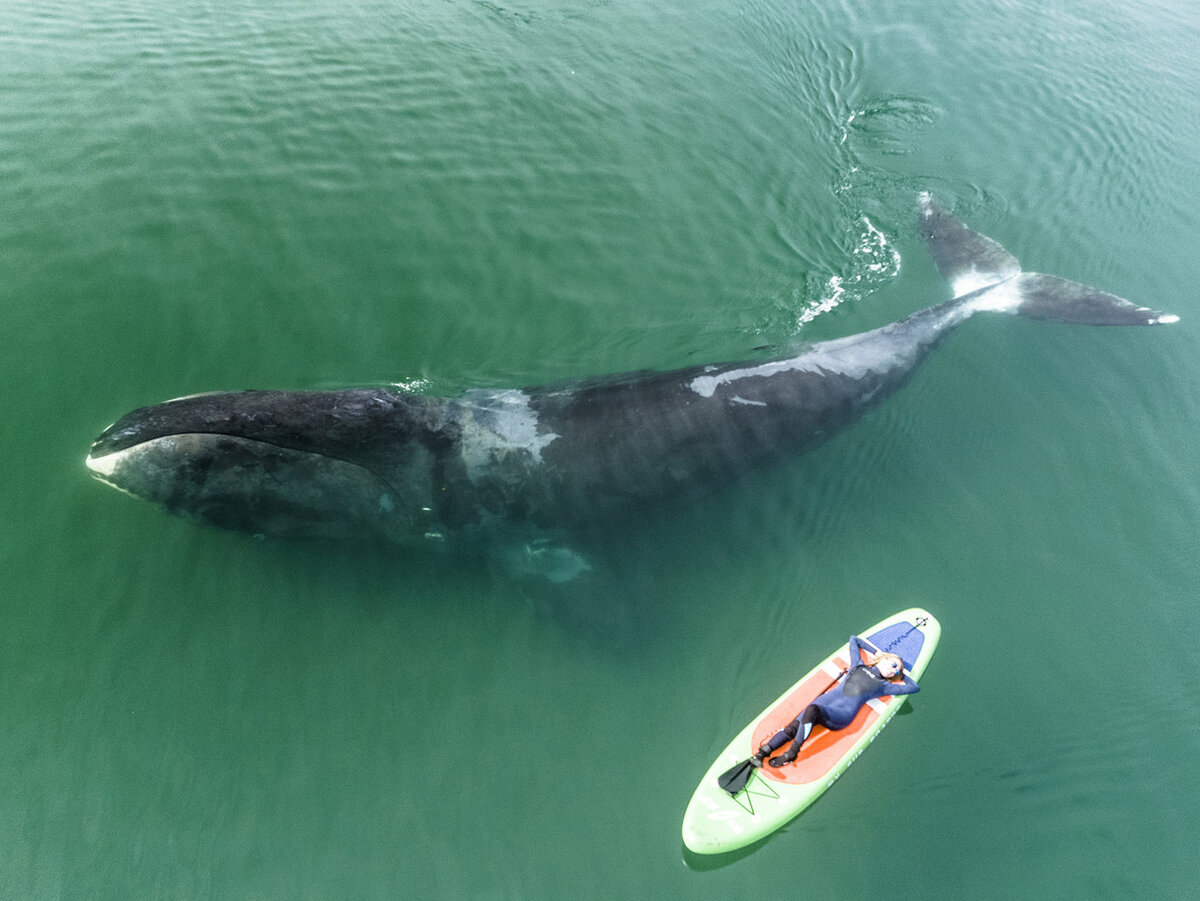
xmin=86 ymin=196 xmax=1176 ymax=568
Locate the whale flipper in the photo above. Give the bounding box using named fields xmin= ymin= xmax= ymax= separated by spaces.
xmin=919 ymin=193 xmax=1177 ymax=326
xmin=496 ymin=538 xmax=595 ymax=584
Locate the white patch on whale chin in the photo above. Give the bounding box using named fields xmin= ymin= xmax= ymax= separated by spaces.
xmin=459 ymin=389 xmax=559 ymax=479
xmin=85 ymin=444 xmax=151 ymax=500
xmin=87 ymin=438 xmax=188 ymax=488
xmin=86 ymin=449 xmax=122 ymax=479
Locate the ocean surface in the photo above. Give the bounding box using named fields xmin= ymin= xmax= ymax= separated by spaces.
xmin=3 ymin=0 xmax=1199 ymax=897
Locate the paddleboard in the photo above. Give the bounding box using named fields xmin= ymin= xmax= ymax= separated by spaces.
xmin=681 ymin=607 xmax=940 ymax=855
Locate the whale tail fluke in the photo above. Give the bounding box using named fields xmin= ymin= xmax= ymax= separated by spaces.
xmin=998 ymin=272 xmax=1178 ymax=326
xmin=918 ymin=192 xmax=1021 ymax=296
xmin=918 ymin=192 xmax=1178 ymax=326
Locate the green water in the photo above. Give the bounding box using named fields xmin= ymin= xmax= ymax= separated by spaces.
xmin=4 ymin=0 xmax=1200 ymax=897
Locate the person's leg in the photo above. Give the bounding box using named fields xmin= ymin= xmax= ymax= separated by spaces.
xmin=768 ymin=706 xmax=823 ymax=766
xmin=753 ymin=717 xmax=801 ymax=764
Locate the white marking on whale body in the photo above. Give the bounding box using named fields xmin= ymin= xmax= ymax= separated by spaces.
xmin=163 ymin=391 xmax=228 ymax=404
xmin=688 ymin=329 xmax=915 ymax=400
xmin=730 ymin=396 xmax=767 ymax=407
xmin=458 ymin=389 xmax=560 ymax=480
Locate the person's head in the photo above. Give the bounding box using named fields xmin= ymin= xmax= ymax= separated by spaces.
xmin=874 ymin=653 xmax=904 ymax=679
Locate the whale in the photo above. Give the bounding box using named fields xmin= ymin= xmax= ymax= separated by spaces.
xmin=86 ymin=195 xmax=1176 ymax=574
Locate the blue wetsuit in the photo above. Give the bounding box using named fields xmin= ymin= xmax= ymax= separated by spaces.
xmin=760 ymin=635 xmax=920 ymax=764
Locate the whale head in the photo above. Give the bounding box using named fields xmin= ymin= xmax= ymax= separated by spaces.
xmin=86 ymin=389 xmax=444 ymax=542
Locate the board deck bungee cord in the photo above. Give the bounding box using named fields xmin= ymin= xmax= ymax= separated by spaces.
xmin=682 ymin=608 xmax=940 ymax=855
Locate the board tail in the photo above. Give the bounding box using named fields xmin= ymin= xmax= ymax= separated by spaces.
xmin=918 ymin=193 xmax=1178 ymax=326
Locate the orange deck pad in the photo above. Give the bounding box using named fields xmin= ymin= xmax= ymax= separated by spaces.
xmin=750 ymin=653 xmax=896 ymax=786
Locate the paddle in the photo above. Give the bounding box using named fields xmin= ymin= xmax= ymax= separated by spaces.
xmin=716 ymin=758 xmax=756 ymax=795
xmin=716 ymin=618 xmax=928 ymax=797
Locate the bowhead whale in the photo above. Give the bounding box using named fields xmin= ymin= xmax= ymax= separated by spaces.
xmin=86 ymin=195 xmax=1176 ymax=573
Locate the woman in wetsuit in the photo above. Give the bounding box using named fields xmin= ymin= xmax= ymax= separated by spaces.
xmin=752 ymin=635 xmax=920 ymax=768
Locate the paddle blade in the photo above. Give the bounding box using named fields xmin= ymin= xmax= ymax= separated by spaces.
xmin=717 ymin=759 xmax=754 ymax=796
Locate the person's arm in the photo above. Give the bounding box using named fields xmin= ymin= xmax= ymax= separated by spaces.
xmin=883 ymin=673 xmax=920 ymax=696
xmin=847 ymin=635 xmax=865 ymax=666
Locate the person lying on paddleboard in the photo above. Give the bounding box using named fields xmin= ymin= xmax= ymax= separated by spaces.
xmin=753 ymin=635 xmax=920 ymax=768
